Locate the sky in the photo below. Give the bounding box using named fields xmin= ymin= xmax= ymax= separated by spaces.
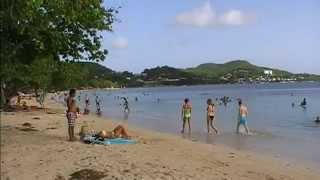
xmin=101 ymin=0 xmax=319 ymax=74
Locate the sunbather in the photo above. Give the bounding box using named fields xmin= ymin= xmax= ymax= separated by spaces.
xmin=95 ymin=125 xmax=130 ymax=140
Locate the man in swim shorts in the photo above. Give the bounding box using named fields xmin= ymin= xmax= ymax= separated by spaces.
xmin=181 ymin=98 xmax=192 ymax=133
xmin=237 ymin=100 xmax=250 ymax=134
xmin=66 ymin=89 xmax=80 ymax=141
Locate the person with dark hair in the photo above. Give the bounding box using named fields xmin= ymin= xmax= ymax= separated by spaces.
xmin=181 ymin=98 xmax=192 ymax=133
xmin=84 ymin=94 xmax=90 ymax=114
xmin=95 ymin=95 xmax=102 ymax=115
xmin=315 ymin=116 xmax=320 ymax=123
xmin=236 ymin=100 xmax=250 ymax=134
xmin=66 ymin=89 xmax=80 ymax=141
xmin=121 ymin=97 xmax=130 ymax=113
xmin=206 ymin=99 xmax=219 ymax=134
xmin=300 ymin=98 xmax=307 ymax=107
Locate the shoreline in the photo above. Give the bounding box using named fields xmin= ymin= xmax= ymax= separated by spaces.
xmin=1 ymin=96 xmax=319 ymax=179
xmin=104 ymin=115 xmax=320 ymax=172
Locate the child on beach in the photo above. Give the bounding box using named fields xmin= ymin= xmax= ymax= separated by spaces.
xmin=207 ymin=99 xmax=219 ymax=134
xmin=237 ymin=100 xmax=250 ymax=135
xmin=66 ymin=89 xmax=80 ymax=141
xmin=181 ymin=98 xmax=192 ymax=133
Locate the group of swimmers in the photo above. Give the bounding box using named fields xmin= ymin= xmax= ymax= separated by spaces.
xmin=80 ymin=94 xmax=102 ymax=115
xmin=181 ymin=98 xmax=250 ymax=135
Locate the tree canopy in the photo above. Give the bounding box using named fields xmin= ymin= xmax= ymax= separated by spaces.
xmin=0 ymin=0 xmax=118 ymax=106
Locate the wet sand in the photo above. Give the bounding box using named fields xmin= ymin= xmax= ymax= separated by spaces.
xmin=1 ymin=96 xmax=319 ymax=180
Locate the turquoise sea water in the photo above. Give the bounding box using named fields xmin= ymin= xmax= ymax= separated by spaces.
xmin=76 ymin=82 xmax=320 ymax=167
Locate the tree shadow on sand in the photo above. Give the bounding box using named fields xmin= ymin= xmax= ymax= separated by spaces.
xmin=69 ymin=169 xmax=107 ymax=180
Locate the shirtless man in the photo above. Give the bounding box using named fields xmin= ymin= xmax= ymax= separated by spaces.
xmin=66 ymin=89 xmax=80 ymax=141
xmin=237 ymin=100 xmax=250 ymax=134
xmin=181 ymin=98 xmax=192 ymax=133
xmin=207 ymin=99 xmax=219 ymax=134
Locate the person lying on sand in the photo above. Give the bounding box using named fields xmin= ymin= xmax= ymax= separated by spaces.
xmin=94 ymin=125 xmax=130 ymax=140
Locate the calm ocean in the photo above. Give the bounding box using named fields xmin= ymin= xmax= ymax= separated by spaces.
xmin=77 ymin=82 xmax=320 ymax=167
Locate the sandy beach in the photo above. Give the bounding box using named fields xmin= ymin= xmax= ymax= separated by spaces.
xmin=1 ymin=96 xmax=319 ymax=180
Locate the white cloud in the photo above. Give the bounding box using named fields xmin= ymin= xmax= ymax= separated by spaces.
xmin=175 ymin=1 xmax=216 ymax=27
xmin=175 ymin=1 xmax=255 ymax=28
xmin=112 ymin=37 xmax=128 ymax=49
xmin=219 ymin=10 xmax=254 ymax=26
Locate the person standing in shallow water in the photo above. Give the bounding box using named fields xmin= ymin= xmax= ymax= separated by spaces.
xmin=181 ymin=98 xmax=192 ymax=133
xmin=237 ymin=100 xmax=250 ymax=135
xmin=84 ymin=95 xmax=90 ymax=114
xmin=206 ymin=99 xmax=219 ymax=134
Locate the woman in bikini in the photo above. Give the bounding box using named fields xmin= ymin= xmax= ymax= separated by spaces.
xmin=181 ymin=98 xmax=192 ymax=133
xmin=206 ymin=99 xmax=219 ymax=134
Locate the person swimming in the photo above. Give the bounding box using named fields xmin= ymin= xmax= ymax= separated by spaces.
xmin=206 ymin=99 xmax=219 ymax=134
xmin=181 ymin=98 xmax=192 ymax=133
xmin=300 ymin=98 xmax=307 ymax=106
xmin=315 ymin=116 xmax=320 ymax=123
xmin=236 ymin=100 xmax=250 ymax=135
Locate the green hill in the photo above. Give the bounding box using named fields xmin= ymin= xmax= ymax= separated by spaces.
xmin=72 ymin=60 xmax=320 ymax=88
xmin=186 ymin=60 xmax=292 ymax=79
xmin=75 ymin=62 xmax=114 ymax=79
xmin=73 ymin=62 xmax=143 ymax=88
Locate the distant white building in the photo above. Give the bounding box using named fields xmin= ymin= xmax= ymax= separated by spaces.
xmin=264 ymin=70 xmax=273 ymax=76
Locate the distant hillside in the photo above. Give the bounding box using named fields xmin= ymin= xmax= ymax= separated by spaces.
xmin=142 ymin=66 xmax=192 ymax=80
xmin=73 ymin=62 xmax=143 ymax=87
xmin=75 ymin=62 xmax=114 ymax=79
xmin=73 ymin=60 xmax=320 ymax=88
xmin=186 ymin=60 xmax=292 ymax=78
